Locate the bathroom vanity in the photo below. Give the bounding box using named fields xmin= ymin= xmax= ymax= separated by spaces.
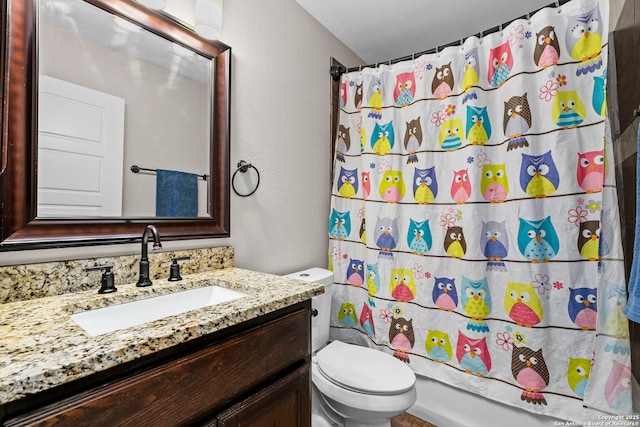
xmin=0 ymin=268 xmax=322 ymax=426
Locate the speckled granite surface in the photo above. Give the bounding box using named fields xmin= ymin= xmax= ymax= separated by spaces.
xmin=0 ymin=246 xmax=234 ymax=304
xmin=0 ymin=267 xmax=323 ymax=406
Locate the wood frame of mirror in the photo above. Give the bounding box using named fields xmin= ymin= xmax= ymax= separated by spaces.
xmin=0 ymin=0 xmax=231 ymax=249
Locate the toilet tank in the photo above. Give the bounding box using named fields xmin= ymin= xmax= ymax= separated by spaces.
xmin=286 ymin=268 xmax=333 ymax=353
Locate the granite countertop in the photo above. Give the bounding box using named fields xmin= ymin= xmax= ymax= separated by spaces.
xmin=0 ymin=268 xmax=323 ymax=406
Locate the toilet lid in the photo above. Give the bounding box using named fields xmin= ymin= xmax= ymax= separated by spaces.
xmin=316 ymin=341 xmax=415 ymax=395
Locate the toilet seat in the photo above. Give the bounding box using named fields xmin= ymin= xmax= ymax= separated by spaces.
xmin=315 ymin=341 xmax=415 ymax=395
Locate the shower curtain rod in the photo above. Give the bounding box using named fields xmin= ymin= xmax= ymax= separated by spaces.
xmin=330 ymin=0 xmax=572 ymax=80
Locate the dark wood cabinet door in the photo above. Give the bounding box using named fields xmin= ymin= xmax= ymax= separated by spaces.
xmin=215 ymin=363 xmax=311 ymax=427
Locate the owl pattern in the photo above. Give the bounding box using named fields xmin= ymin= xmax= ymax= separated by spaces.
xmin=503 ymin=93 xmax=531 ymax=151
xmin=394 ymin=72 xmax=416 ymax=107
xmin=504 ymin=282 xmax=544 ymax=327
xmin=328 ymin=3 xmax=624 ymax=416
xmin=511 ymin=346 xmax=549 ymax=405
xmin=519 ymin=151 xmax=560 ymax=198
xmin=461 ymin=276 xmax=491 ymax=332
xmin=335 ymin=124 xmax=350 ymax=163
xmin=566 ymin=6 xmax=604 ymax=76
xmin=407 ymin=219 xmax=432 ymax=255
xmin=432 ymin=277 xmax=458 ymax=311
xmin=390 ymin=317 xmax=415 ymax=363
xmin=450 ymin=169 xmax=471 ymax=204
xmin=481 ymin=220 xmax=509 ymax=271
xmin=413 ymin=166 xmax=438 ymax=204
xmin=426 ymin=330 xmax=453 ymax=363
xmin=457 ymin=332 xmax=492 ymax=376
xmin=404 ymin=117 xmax=423 ymax=164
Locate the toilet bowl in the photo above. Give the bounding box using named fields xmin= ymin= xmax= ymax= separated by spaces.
xmin=287 ymin=268 xmax=417 ymax=427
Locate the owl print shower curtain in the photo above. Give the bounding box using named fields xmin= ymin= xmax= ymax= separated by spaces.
xmin=328 ymin=0 xmax=633 ymax=421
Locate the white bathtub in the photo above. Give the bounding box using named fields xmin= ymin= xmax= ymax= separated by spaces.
xmin=408 ymin=374 xmax=640 ymax=427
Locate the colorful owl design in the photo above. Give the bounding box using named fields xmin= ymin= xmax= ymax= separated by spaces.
xmin=577 ymin=150 xmax=604 ymax=193
xmin=461 ymin=276 xmax=491 ymax=332
xmin=592 ymin=69 xmax=607 ymax=116
xmin=359 ymin=218 xmax=366 ymax=245
xmin=390 ymin=317 xmax=415 ymax=363
xmin=329 ymin=209 xmax=350 ymax=240
xmin=337 ymin=166 xmax=358 ymax=198
xmin=375 ymin=217 xmax=398 ymax=259
xmin=366 ymin=263 xmax=380 ymax=306
xmin=534 ymin=26 xmax=560 ymax=69
xmin=504 ymin=93 xmax=532 ymax=151
xmin=359 ymin=302 xmax=375 ymax=339
xmin=481 ymin=220 xmax=509 ymax=271
xmin=552 ymin=90 xmax=586 ymax=128
xmin=517 ymin=216 xmax=559 ymax=263
xmin=366 ymin=77 xmax=384 ymax=119
xmin=604 ymin=361 xmax=632 ymax=412
xmin=394 ymin=72 xmax=416 ymax=107
xmin=504 ymin=282 xmax=543 ymax=327
xmin=439 ymin=119 xmax=464 ymax=151
xmin=578 ymin=220 xmax=600 ymax=261
xmin=457 ymin=332 xmax=491 ymax=377
xmin=432 ymin=62 xmax=454 ymax=99
xmin=380 ymin=170 xmax=405 ymax=203
xmin=346 ymin=258 xmax=364 ymax=287
xmin=389 ymin=268 xmax=416 ymax=302
xmin=426 ymin=330 xmax=453 ymax=363
xmin=488 ymin=41 xmax=513 ymax=87
xmin=413 ymin=166 xmax=438 ymax=204
xmin=567 ymin=357 xmax=591 ymax=398
xmin=569 ymin=287 xmax=597 ymax=330
xmin=335 ymin=124 xmax=350 ymax=163
xmin=337 ymin=302 xmax=357 ymax=327
xmin=481 ymin=163 xmax=509 ymax=203
xmin=519 ymin=151 xmax=560 ymax=198
xmin=361 ymin=171 xmax=371 ymax=199
xmin=466 ymin=105 xmax=491 ymax=145
xmin=511 ymin=346 xmax=549 ymax=405
xmin=339 ymin=81 xmax=347 ymax=109
xmin=354 ymin=83 xmax=363 ymax=111
xmin=566 ymin=6 xmax=604 ymax=76
xmin=460 ymin=47 xmax=479 ymax=103
xmin=404 ymin=117 xmax=423 ymax=164
xmin=450 ymin=169 xmax=471 ymax=204
xmin=408 ymin=219 xmax=432 ymax=255
xmin=432 ymin=277 xmax=458 ymax=311
xmin=444 ymin=226 xmax=466 ymax=259
xmin=600 ymin=283 xmax=628 ymax=338
xmin=371 ymin=121 xmax=395 ymax=155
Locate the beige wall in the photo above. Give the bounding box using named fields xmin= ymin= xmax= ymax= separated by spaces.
xmin=2 ymin=0 xmax=363 ymax=275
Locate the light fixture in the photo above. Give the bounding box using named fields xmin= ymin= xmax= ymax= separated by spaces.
xmin=136 ymin=0 xmax=166 ymax=10
xmin=195 ymin=0 xmax=223 ymax=40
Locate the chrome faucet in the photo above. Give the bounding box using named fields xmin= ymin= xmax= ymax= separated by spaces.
xmin=136 ymin=225 xmax=162 ymax=287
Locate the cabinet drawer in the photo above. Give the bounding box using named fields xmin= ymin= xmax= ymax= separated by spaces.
xmin=7 ymin=308 xmax=310 ymax=427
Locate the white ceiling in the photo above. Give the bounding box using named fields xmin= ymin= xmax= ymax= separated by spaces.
xmin=295 ymin=0 xmax=559 ymax=65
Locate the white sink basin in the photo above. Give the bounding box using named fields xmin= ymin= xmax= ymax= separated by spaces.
xmin=70 ymin=285 xmax=247 ymax=336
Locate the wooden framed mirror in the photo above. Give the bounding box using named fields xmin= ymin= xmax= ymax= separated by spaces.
xmin=0 ymin=0 xmax=231 ymax=249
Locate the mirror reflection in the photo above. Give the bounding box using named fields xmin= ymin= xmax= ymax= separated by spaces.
xmin=38 ymin=0 xmax=211 ymax=218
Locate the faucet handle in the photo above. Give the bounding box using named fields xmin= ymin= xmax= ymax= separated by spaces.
xmin=86 ymin=265 xmax=117 ymax=294
xmin=168 ymin=256 xmax=190 ymax=281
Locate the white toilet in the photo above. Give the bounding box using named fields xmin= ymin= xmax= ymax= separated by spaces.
xmin=287 ymin=268 xmax=417 ymax=427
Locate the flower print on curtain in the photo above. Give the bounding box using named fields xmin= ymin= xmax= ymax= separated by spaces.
xmin=327 ymin=0 xmax=633 ymax=421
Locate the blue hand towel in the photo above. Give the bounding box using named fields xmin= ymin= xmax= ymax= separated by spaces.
xmin=624 ymin=129 xmax=640 ymax=323
xmin=155 ymin=169 xmax=198 ymax=217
